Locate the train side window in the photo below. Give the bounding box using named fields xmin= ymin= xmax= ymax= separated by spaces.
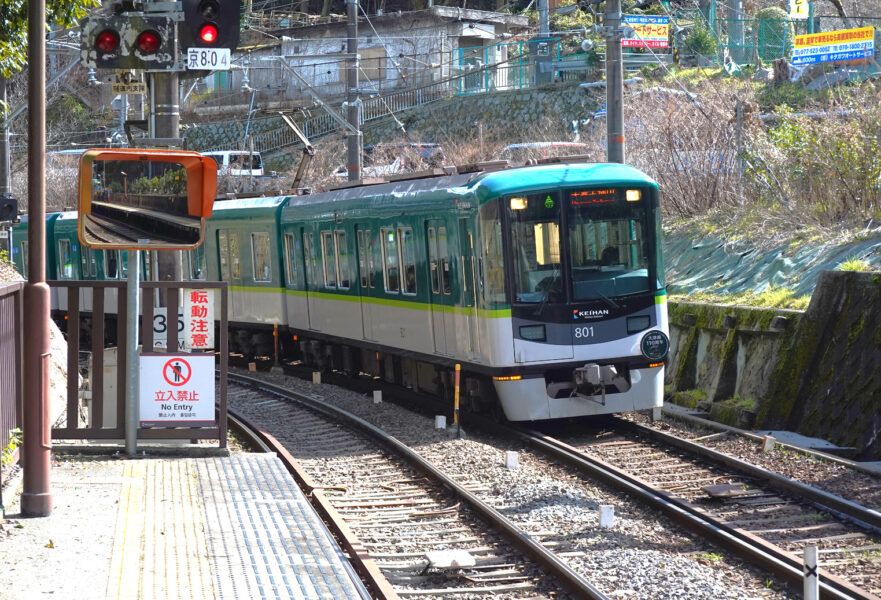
xmin=399 ymin=227 xmax=417 ymax=295
xmin=428 ymin=227 xmax=439 ymax=294
xmin=356 ymin=230 xmax=369 ymax=288
xmin=20 ymin=242 xmax=29 ymax=277
xmin=479 ymin=200 xmax=506 ymax=305
xmin=251 ymin=232 xmax=272 ymax=282
xmin=104 ymin=250 xmax=120 ymax=279
xmin=80 ymin=246 xmax=97 ymax=279
xmin=218 ymin=231 xmax=230 ymax=279
xmin=335 ymin=230 xmax=351 ymax=289
xmin=438 ymin=227 xmax=451 ymax=295
xmin=187 ymin=246 xmax=205 ymax=280
xmin=381 ymin=227 xmax=399 ymax=293
xmin=58 ymin=239 xmax=73 ymax=279
xmin=283 ymin=233 xmax=297 ymax=286
xmin=229 ymin=232 xmax=242 ymax=280
xmin=321 ymin=231 xmax=337 ymax=288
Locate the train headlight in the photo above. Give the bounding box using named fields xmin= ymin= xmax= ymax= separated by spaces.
xmin=519 ymin=324 xmax=546 ymax=341
xmin=510 ymin=197 xmax=528 ymax=210
xmin=627 ymin=315 xmax=651 ymax=334
xmin=626 ymin=189 xmax=642 ymax=202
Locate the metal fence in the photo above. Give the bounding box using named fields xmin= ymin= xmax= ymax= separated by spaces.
xmin=0 ymin=281 xmax=23 ymax=471
xmin=50 ymin=280 xmax=228 ymax=447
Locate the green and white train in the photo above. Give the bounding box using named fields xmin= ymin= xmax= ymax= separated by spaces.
xmin=13 ymin=161 xmax=669 ymax=421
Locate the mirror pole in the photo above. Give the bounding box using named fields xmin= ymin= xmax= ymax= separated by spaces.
xmin=125 ymin=250 xmax=141 ymax=457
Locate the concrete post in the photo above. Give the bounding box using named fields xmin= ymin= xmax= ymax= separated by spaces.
xmin=606 ymin=0 xmax=625 ymax=164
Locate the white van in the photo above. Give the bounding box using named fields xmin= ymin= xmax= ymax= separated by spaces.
xmin=201 ymin=151 xmax=264 ymax=177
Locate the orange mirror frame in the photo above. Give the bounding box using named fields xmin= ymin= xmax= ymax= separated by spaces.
xmin=77 ymin=148 xmax=218 ymax=250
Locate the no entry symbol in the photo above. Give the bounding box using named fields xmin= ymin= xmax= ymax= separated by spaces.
xmin=163 ymin=358 xmax=192 ymax=387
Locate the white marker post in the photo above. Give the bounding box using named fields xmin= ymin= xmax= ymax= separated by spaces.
xmin=804 ymin=545 xmax=819 ymax=600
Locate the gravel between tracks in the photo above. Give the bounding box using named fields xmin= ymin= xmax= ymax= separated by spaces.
xmin=246 ymin=369 xmax=798 ymax=599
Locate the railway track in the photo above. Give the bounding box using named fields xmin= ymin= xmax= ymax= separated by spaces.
xmin=497 ymin=417 xmax=881 ymax=600
xmin=225 ymin=373 xmax=605 ymax=600
xmin=226 ymin=364 xmax=881 ymax=598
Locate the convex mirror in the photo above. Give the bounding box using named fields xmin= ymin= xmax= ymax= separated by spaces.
xmin=78 ymin=148 xmax=218 ymax=250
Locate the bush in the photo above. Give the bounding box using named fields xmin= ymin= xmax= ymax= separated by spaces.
xmin=684 ymin=20 xmax=718 ymax=58
xmin=754 ymin=7 xmax=795 ymax=61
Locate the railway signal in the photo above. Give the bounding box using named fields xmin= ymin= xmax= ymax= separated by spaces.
xmin=179 ymin=0 xmax=240 ymax=52
xmin=80 ymin=15 xmax=177 ymax=71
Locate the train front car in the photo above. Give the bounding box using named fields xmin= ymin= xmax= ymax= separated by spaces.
xmin=477 ymin=163 xmax=668 ymax=421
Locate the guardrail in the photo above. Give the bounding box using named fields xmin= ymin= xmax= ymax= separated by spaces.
xmin=0 ymin=280 xmax=23 ymax=474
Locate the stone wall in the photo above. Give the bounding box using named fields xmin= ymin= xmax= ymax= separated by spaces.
xmin=182 ymin=81 xmax=603 ymax=170
xmin=667 ymin=270 xmax=881 ymax=460
xmin=363 ymin=81 xmax=600 ymax=144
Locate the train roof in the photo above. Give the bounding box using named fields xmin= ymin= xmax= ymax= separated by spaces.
xmin=208 ymin=196 xmax=290 ymax=220
xmin=279 ymin=162 xmax=658 ymax=221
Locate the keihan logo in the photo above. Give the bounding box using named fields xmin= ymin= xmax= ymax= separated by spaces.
xmin=573 ymin=308 xmax=609 ymax=319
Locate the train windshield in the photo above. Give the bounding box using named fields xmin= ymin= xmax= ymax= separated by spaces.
xmin=507 ymin=188 xmax=655 ymax=303
xmin=567 ymin=191 xmax=651 ymax=301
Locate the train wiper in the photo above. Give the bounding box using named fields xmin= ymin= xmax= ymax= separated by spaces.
xmin=596 ymin=292 xmax=620 ymax=310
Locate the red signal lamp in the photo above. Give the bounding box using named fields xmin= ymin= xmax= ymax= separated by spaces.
xmin=96 ymin=30 xmax=119 ymax=53
xmin=199 ymin=23 xmax=218 ymax=44
xmin=136 ymin=30 xmax=162 ymax=53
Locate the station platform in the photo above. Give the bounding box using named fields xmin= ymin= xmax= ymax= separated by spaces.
xmin=0 ymin=451 xmax=372 ymax=600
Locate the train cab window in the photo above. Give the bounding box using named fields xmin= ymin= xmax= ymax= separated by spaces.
xmin=187 ymin=246 xmax=206 ymax=280
xmin=381 ymin=228 xmax=400 ymax=293
xmin=508 ymin=193 xmax=562 ymax=303
xmin=57 ymin=240 xmax=73 ymax=279
xmin=283 ymin=233 xmax=298 ymax=286
xmin=438 ymin=227 xmax=451 ymax=295
xmin=251 ymin=232 xmax=272 ymax=282
xmin=399 ymin=227 xmax=417 ymax=295
xmin=335 ymin=231 xmax=351 ymax=289
xmin=321 ymin=231 xmax=337 ymax=288
xmin=356 ymin=230 xmax=372 ymax=289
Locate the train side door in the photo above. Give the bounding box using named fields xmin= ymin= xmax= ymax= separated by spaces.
xmin=301 ymin=230 xmax=317 ymax=330
xmin=217 ymin=229 xmax=244 ymax=317
xmin=356 ymin=227 xmax=376 ymax=340
xmin=426 ymin=220 xmax=450 ymax=355
xmin=458 ymin=217 xmax=479 ymax=357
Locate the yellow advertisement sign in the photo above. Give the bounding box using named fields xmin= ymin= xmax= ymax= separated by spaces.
xmin=792 ymin=27 xmax=874 ymax=65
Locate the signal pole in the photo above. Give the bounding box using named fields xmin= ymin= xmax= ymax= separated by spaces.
xmin=345 ymin=0 xmax=362 ymax=181
xmin=605 ymin=0 xmax=625 ymax=164
xmin=0 ymin=78 xmax=10 ymax=200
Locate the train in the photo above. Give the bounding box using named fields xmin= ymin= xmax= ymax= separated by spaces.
xmin=10 ymin=159 xmax=669 ymax=421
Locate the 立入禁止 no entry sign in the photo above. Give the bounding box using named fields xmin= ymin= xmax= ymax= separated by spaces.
xmin=139 ymin=353 xmax=215 ymax=427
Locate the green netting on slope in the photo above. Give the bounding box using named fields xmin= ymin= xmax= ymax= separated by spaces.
xmin=663 ymin=233 xmax=881 ymax=296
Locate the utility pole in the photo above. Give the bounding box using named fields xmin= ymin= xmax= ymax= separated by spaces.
xmin=0 ymin=78 xmax=11 ymax=199
xmin=728 ymin=0 xmax=745 ymax=63
xmin=605 ymin=0 xmax=625 ymax=164
xmin=22 ymin=0 xmax=52 ymax=516
xmin=151 ymin=70 xmax=183 ymax=283
xmin=345 ymin=0 xmax=361 ymax=181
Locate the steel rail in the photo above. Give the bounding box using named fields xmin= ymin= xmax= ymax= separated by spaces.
xmin=495 ymin=420 xmax=881 ymax=600
xmin=225 ymin=400 xmax=398 ymax=600
xmin=227 ymin=372 xmax=609 ymax=600
xmin=616 ymin=417 xmax=881 ymax=533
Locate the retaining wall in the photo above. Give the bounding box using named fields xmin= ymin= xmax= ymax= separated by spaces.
xmin=667 ymin=270 xmax=881 ymax=459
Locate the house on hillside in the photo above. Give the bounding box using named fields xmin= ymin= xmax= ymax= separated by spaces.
xmin=194 ymin=6 xmax=529 ymax=112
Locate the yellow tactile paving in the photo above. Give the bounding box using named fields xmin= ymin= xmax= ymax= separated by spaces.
xmin=105 ymin=460 xmax=215 ymax=600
